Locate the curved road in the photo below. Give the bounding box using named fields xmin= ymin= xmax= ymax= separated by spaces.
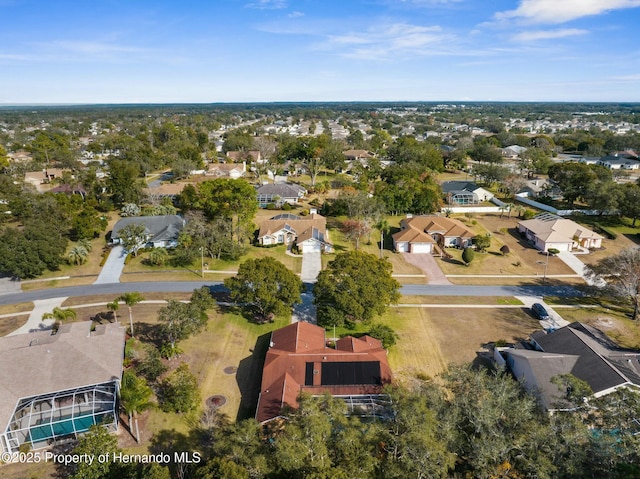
xmin=0 ymin=281 xmax=583 ymax=306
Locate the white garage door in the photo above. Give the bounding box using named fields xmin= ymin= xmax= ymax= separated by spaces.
xmin=395 ymin=242 xmax=409 ymax=253
xmin=302 ymin=241 xmax=322 ymax=253
xmin=410 ymin=243 xmax=432 ymax=254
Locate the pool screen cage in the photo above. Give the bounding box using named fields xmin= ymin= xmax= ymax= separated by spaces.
xmin=3 ymin=381 xmax=118 ymax=452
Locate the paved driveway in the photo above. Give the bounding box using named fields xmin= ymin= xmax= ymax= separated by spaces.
xmin=402 ymin=253 xmax=451 ymax=285
xmin=557 ymin=251 xmax=603 ymax=286
xmin=301 ymin=251 xmax=322 ymax=283
xmin=94 ymin=245 xmax=126 ymax=284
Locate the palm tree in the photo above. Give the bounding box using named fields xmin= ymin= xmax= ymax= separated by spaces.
xmin=78 ymin=238 xmax=93 ymax=252
xmin=42 ymin=307 xmax=77 ymax=324
xmin=118 ymin=292 xmax=144 ymax=337
xmin=106 ymin=300 xmax=120 ymax=323
xmin=375 ymin=218 xmax=391 ymax=259
xmin=67 ymin=246 xmax=88 ymax=265
xmin=120 ymin=370 xmax=154 ymax=443
xmin=149 ymin=248 xmax=169 ymax=266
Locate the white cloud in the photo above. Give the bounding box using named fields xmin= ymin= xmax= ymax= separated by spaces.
xmin=495 ymin=0 xmax=640 ymax=24
xmin=611 ymin=73 xmax=640 ymax=81
xmin=245 ymin=0 xmax=287 ymax=9
xmin=288 ymin=11 xmax=304 ymax=18
xmin=512 ymin=28 xmax=588 ymax=41
xmin=320 ymin=23 xmax=456 ymax=60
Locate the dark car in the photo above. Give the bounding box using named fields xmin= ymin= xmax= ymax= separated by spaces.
xmin=531 ymin=303 xmax=550 ymax=320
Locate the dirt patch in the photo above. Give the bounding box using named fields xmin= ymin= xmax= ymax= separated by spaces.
xmin=206 ymin=395 xmax=227 ymax=410
xmin=223 ymin=366 xmax=238 ymax=375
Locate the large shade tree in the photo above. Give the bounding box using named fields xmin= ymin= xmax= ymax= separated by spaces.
xmin=314 ymin=251 xmax=400 ymax=327
xmin=585 ymin=247 xmax=640 ymax=320
xmin=224 ymin=257 xmax=303 ymax=322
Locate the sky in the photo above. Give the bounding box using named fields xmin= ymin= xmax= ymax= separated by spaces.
xmin=1 ymin=0 xmax=640 ymax=103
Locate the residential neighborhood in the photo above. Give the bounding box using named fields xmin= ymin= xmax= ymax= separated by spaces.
xmin=1 ymin=101 xmax=640 ymax=477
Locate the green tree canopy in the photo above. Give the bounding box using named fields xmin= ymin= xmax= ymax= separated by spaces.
xmin=314 ymin=251 xmax=400 ymax=327
xmin=224 ymin=257 xmax=303 ymax=322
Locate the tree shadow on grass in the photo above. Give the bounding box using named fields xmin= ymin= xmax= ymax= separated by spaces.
xmin=236 ymin=332 xmax=272 ymax=422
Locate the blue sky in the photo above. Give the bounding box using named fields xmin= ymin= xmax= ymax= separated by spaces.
xmin=1 ymin=0 xmax=640 ymax=103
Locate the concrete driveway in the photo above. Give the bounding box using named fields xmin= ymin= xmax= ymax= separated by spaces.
xmin=402 ymin=253 xmax=451 ymax=285
xmin=94 ymin=245 xmax=126 ymax=284
xmin=557 ymin=251 xmax=604 ymax=286
xmin=301 ymin=251 xmax=322 ymax=283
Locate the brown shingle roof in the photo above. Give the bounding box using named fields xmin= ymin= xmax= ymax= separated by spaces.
xmin=258 ymin=213 xmax=331 ymax=245
xmin=392 ymin=215 xmax=475 ymax=244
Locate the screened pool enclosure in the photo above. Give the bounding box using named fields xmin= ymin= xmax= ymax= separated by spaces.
xmin=2 ymin=381 xmax=118 ymax=452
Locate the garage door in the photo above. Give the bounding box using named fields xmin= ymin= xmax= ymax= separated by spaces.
xmin=302 ymin=241 xmax=322 ymax=253
xmin=410 ymin=243 xmax=432 ymax=254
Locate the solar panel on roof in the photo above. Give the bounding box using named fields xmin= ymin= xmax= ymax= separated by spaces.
xmin=321 ymin=362 xmax=381 ymax=386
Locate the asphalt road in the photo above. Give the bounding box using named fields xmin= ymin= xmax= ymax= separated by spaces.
xmin=0 ymin=281 xmax=584 ymax=306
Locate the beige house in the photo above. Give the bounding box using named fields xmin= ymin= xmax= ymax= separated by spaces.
xmin=24 ymin=168 xmax=67 ymax=191
xmin=393 ymin=215 xmax=475 ymax=253
xmin=517 ymin=213 xmax=603 ymax=252
xmin=206 ymin=161 xmax=246 ymax=179
xmin=258 ymin=211 xmax=332 ymax=253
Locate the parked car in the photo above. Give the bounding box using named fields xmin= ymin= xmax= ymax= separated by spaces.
xmin=531 ymin=303 xmax=550 ymax=320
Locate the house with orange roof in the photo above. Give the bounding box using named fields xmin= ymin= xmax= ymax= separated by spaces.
xmin=392 ymin=215 xmax=475 ymax=253
xmin=256 ymin=322 xmax=392 ymax=423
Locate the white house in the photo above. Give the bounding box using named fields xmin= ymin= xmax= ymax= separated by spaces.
xmin=517 ymin=213 xmax=603 ymax=252
xmin=392 ymin=215 xmax=475 ymax=253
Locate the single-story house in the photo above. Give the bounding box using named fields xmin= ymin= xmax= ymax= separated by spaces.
xmin=502 ymin=322 xmax=640 ymax=411
xmin=256 ymin=183 xmax=307 ymax=207
xmin=0 ymin=321 xmax=125 ymax=453
xmin=343 ymin=149 xmax=374 ymax=161
xmin=502 ymin=145 xmax=528 ymax=159
xmin=441 ymin=181 xmax=494 ymax=205
xmin=256 ymin=322 xmax=393 ymax=423
xmin=111 ymin=215 xmax=185 ymax=249
xmin=226 ymin=150 xmax=261 ymax=163
xmin=24 ymin=168 xmax=68 ymax=191
xmin=143 ymin=182 xmax=186 ymax=201
xmin=258 ymin=211 xmax=332 ymax=253
xmin=517 ymin=213 xmax=603 ymax=252
xmin=596 ymin=155 xmax=640 ymax=170
xmin=392 ymin=215 xmax=475 ymax=253
xmin=206 ymin=161 xmax=246 ymax=179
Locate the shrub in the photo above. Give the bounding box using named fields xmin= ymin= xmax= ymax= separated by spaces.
xmin=462 ymin=247 xmax=475 ymax=265
xmin=367 ymin=324 xmax=398 ymax=349
xmin=160 ymin=363 xmax=200 ymax=413
xmin=547 ymin=248 xmax=560 ymax=255
xmin=500 ymin=245 xmax=510 ymax=256
xmin=266 ymin=203 xmax=277 ymax=210
xmin=281 ymin=202 xmax=292 ymax=211
xmin=522 ymin=209 xmax=536 ymax=220
xmin=495 ymin=339 xmax=508 ymax=347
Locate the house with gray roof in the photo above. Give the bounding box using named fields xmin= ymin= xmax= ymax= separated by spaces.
xmin=0 ymin=321 xmax=125 ymax=453
xmin=111 ymin=215 xmax=185 ymax=249
xmin=502 ymin=322 xmax=640 ymax=411
xmin=441 ymin=181 xmax=494 ymax=205
xmin=256 ymin=183 xmax=307 ymax=208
